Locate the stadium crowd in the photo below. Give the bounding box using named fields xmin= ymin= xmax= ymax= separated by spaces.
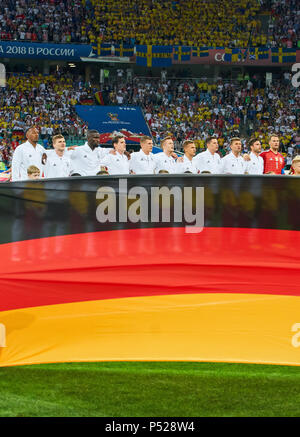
xmin=0 ymin=70 xmax=299 ymax=177
xmin=0 ymin=71 xmax=94 ymax=168
xmin=268 ymin=0 xmax=300 ymax=48
xmin=0 ymin=0 xmax=298 ymax=48
xmin=0 ymin=0 xmax=85 ymax=44
xmin=106 ymin=74 xmax=300 ymax=156
xmin=84 ymin=0 xmax=265 ymax=48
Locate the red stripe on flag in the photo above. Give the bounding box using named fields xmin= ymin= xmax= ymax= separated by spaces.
xmin=0 ymin=227 xmax=299 ymax=311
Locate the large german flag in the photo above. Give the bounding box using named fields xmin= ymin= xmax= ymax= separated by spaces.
xmin=0 ymin=175 xmax=299 ymax=367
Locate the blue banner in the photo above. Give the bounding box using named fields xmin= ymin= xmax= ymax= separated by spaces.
xmin=0 ymin=41 xmax=93 ymax=60
xmin=75 ymin=105 xmax=152 ymax=144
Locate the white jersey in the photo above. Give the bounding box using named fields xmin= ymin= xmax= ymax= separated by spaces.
xmin=176 ymin=154 xmax=198 ymax=174
xmin=220 ymin=152 xmax=247 ymax=174
xmin=129 ymin=150 xmax=156 ymax=174
xmin=193 ymin=149 xmax=222 ymax=174
xmin=69 ymin=143 xmax=111 ymax=176
xmin=11 ymin=140 xmax=46 ymax=181
xmin=44 ymin=149 xmax=72 ymax=178
xmin=245 ymin=152 xmax=264 ymax=175
xmin=154 ymin=152 xmax=178 ymax=174
xmin=100 ymin=151 xmax=130 ymax=175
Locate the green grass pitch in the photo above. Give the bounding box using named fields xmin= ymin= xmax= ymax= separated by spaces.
xmin=0 ymin=361 xmax=300 ymax=417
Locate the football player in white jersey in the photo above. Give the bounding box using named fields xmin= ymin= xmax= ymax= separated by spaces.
xmin=176 ymin=140 xmax=198 ymax=174
xmin=193 ymin=137 xmax=222 ymax=174
xmin=220 ymin=137 xmax=247 ymax=174
xmin=44 ymin=134 xmax=72 ymax=178
xmin=100 ymin=135 xmax=130 ymax=175
xmin=154 ymin=136 xmax=178 ymax=174
xmin=244 ymin=138 xmax=264 ymax=175
xmin=11 ymin=126 xmax=46 ymax=181
xmin=69 ymin=130 xmax=112 ymax=176
xmin=129 ymin=136 xmax=156 ymax=174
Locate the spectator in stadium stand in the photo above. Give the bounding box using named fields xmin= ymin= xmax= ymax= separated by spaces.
xmin=294 ymin=131 xmax=300 ymax=150
xmin=108 ymin=73 xmax=299 ymax=155
xmin=11 ymin=126 xmax=46 ymax=181
xmin=193 ymin=137 xmax=222 ymax=174
xmin=69 ymin=130 xmax=111 ymax=176
xmin=289 ymin=156 xmax=300 ymax=176
xmin=154 ymin=137 xmax=178 ymax=174
xmin=176 ymin=140 xmax=198 ymax=174
xmin=260 ymin=134 xmax=285 ymax=175
xmin=268 ymin=0 xmax=299 ymax=48
xmin=129 ymin=136 xmax=156 ymax=175
xmin=43 ymin=135 xmax=71 ymax=179
xmin=100 ymin=135 xmax=130 ymax=175
xmin=220 ymin=137 xmax=247 ymax=174
xmin=0 ymin=0 xmax=297 ymax=48
xmin=244 ymin=138 xmax=264 ymax=175
xmin=27 ymin=165 xmax=41 ymax=180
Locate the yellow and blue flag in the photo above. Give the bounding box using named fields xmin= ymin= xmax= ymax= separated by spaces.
xmin=93 ymin=43 xmax=112 ymax=57
xmin=173 ymin=46 xmax=191 ymax=61
xmin=114 ymin=44 xmax=134 ymax=57
xmin=272 ymin=47 xmax=296 ymax=63
xmin=136 ymin=45 xmax=172 ymax=67
xmin=224 ymin=48 xmax=240 ymax=62
xmin=192 ymin=47 xmax=209 ymax=57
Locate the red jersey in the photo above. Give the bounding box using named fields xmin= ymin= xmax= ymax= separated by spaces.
xmin=260 ymin=149 xmax=285 ymax=174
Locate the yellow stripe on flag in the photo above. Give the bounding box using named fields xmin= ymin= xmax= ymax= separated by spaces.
xmin=2 ymin=293 xmax=300 ymax=367
xmin=147 ymin=45 xmax=152 ymax=67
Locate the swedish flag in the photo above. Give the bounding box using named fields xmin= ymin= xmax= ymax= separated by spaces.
xmin=192 ymin=47 xmax=209 ymax=57
xmin=199 ymin=47 xmax=209 ymax=57
xmin=173 ymin=46 xmax=191 ymax=61
xmin=272 ymin=47 xmax=296 ymax=63
xmin=282 ymin=47 xmax=296 ymax=62
xmin=136 ymin=45 xmax=172 ymax=67
xmin=136 ymin=45 xmax=150 ymax=66
xmin=192 ymin=46 xmax=199 ymax=57
xmin=97 ymin=43 xmax=112 ymax=56
xmin=115 ymin=44 xmax=134 ymax=57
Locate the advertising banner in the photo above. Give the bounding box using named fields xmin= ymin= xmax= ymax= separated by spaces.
xmin=0 ymin=41 xmax=93 ymax=60
xmin=0 ymin=41 xmax=298 ymax=66
xmin=0 ymin=175 xmax=299 ymax=367
xmin=75 ymin=106 xmax=152 ymax=144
